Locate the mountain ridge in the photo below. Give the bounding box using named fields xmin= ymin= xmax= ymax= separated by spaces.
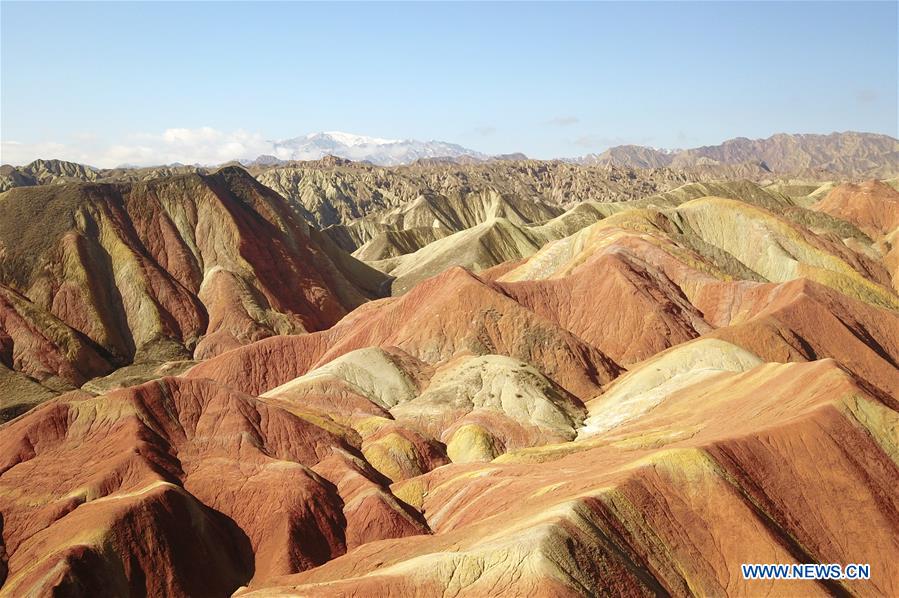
xmin=582 ymin=131 xmax=899 ymax=178
xmin=268 ymin=131 xmax=487 ymax=165
xmin=3 ymin=131 xmax=896 ymax=177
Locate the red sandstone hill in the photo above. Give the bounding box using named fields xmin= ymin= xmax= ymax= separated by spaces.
xmin=812 ymin=180 xmax=899 ymax=240
xmin=0 ymin=167 xmax=388 ymax=420
xmin=811 ymin=180 xmax=899 ymax=292
xmin=187 ymin=266 xmax=620 ymax=399
xmin=0 ymin=376 xmax=428 ymax=594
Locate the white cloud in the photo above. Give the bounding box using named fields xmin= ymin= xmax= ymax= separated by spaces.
xmin=162 ymin=126 xmax=221 ymax=144
xmin=0 ymin=127 xmax=274 ymax=168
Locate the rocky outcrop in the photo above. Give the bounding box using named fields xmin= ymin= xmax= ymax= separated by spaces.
xmin=0 ymin=160 xmax=99 ymax=192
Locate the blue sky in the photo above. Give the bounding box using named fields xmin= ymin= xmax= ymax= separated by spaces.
xmin=1 ymin=1 xmax=896 ymax=166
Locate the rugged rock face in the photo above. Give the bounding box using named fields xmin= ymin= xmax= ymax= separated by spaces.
xmin=1 ymin=170 xmax=898 ymax=596
xmin=0 ymin=167 xmax=387 ymax=420
xmin=256 ymin=159 xmax=703 ymax=230
xmin=0 ymin=159 xmax=211 ymax=193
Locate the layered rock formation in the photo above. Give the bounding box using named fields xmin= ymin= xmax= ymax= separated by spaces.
xmin=0 ymin=167 xmax=387 ymax=420
xmin=240 ymin=357 xmax=898 ymax=597
xmin=810 ymin=180 xmax=899 ymax=291
xmin=1 ymin=167 xmax=898 ymax=596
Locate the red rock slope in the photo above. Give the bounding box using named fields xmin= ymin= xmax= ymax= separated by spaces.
xmin=811 ymin=180 xmax=899 ymax=292
xmin=0 ymin=167 xmax=387 ymax=419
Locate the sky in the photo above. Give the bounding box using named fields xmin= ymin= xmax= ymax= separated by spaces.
xmin=1 ymin=1 xmax=896 ymax=167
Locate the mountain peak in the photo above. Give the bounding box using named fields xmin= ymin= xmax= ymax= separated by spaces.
xmin=311 ymin=131 xmax=401 ymax=147
xmin=271 ymin=131 xmax=486 ymax=166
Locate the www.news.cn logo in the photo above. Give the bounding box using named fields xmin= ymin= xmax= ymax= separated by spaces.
xmin=742 ymin=563 xmax=871 ymax=580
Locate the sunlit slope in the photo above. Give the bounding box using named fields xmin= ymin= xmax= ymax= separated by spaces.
xmin=811 ymin=180 xmax=899 ymax=291
xmin=501 ymin=193 xmax=897 ymax=310
xmin=371 ymin=218 xmax=548 ymax=294
xmin=239 ymin=358 xmax=899 ymax=597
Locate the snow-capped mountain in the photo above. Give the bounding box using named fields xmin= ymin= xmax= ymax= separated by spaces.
xmin=267 ymin=131 xmax=487 ymax=166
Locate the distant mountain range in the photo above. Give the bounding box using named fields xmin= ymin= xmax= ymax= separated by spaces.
xmin=2 ymin=132 xmax=897 ymax=191
xmin=581 ymin=131 xmax=899 ymax=178
xmin=253 ymin=130 xmax=898 ymax=175
xmin=255 ymin=131 xmax=488 ymax=166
